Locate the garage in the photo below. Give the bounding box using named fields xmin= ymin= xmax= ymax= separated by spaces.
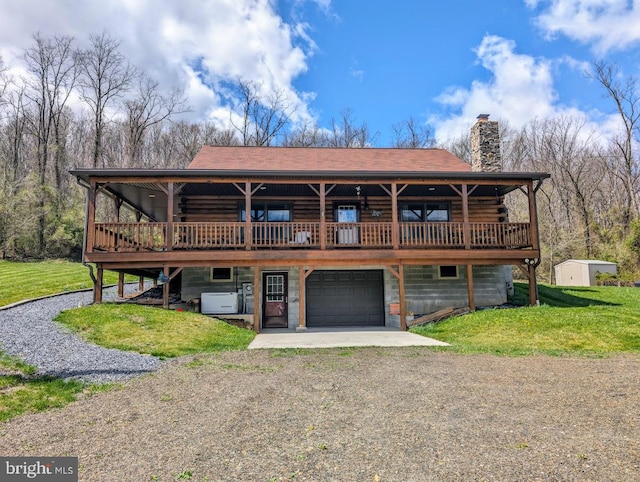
xmin=306 ymin=270 xmax=385 ymax=327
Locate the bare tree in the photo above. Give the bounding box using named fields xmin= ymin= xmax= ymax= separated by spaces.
xmin=440 ymin=132 xmax=470 ymax=164
xmin=0 ymin=56 xmax=8 ymax=106
xmin=123 ymin=75 xmax=189 ymax=167
xmin=78 ymin=31 xmax=136 ymax=168
xmin=590 ymin=61 xmax=640 ymax=226
xmin=282 ymin=121 xmax=330 ymax=147
xmin=328 ymin=108 xmax=378 ymax=147
xmin=391 ymin=117 xmax=435 ymax=148
xmin=21 ymin=33 xmax=79 ymax=253
xmin=522 ymin=116 xmax=602 ymax=257
xmin=229 ymin=79 xmax=294 ymax=146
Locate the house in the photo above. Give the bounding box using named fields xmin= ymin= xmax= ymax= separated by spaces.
xmin=71 ymin=115 xmax=549 ymax=331
xmin=554 ymin=259 xmax=617 ymax=286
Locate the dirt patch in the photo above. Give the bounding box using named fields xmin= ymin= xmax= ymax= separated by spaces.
xmin=0 ymin=349 xmax=638 ymax=481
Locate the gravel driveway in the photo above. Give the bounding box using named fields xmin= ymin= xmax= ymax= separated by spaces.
xmin=0 ymin=286 xmax=160 ymax=383
xmin=0 ymin=348 xmax=638 ymax=481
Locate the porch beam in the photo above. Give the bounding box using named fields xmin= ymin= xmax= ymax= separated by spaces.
xmin=307 ymin=184 xmax=320 ymax=196
xmin=320 ymin=182 xmax=326 ymax=250
xmin=166 ymin=182 xmax=174 ymax=252
xmin=391 ymin=182 xmax=399 ymax=249
xmin=87 ymin=248 xmax=542 ymax=266
xmin=232 ymin=182 xmax=246 ymax=195
xmin=114 ymin=197 xmax=124 ymax=223
xmin=87 ymin=175 xmax=544 ymax=186
xmin=86 ymin=180 xmax=97 ymax=255
xmin=527 ymin=180 xmax=540 ymax=251
xmin=461 ymin=184 xmax=471 ymax=249
xmin=251 ymin=183 xmax=264 ymax=195
xmin=245 ymin=181 xmax=252 ymax=251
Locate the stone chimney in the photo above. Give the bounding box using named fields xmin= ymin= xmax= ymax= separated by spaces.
xmin=470 ymin=114 xmax=501 ymax=172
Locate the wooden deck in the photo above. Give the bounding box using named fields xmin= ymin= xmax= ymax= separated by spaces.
xmin=91 ymin=221 xmax=532 ymax=252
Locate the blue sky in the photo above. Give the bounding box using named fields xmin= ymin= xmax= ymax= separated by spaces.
xmin=0 ymin=0 xmax=638 ymax=145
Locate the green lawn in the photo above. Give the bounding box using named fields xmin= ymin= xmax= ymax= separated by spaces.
xmin=412 ymin=283 xmax=640 ymax=356
xmin=0 ymin=260 xmax=127 ymax=307
xmin=0 ymin=261 xmax=254 ymax=423
xmin=0 ymin=352 xmax=88 ymax=423
xmin=55 ymin=303 xmax=256 ymax=358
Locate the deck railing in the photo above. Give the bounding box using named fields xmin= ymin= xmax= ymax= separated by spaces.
xmin=94 ymin=222 xmax=166 ymax=252
xmin=91 ymin=221 xmax=532 ymax=252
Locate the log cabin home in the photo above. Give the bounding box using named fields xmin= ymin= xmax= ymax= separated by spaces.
xmin=72 ymin=115 xmax=549 ymax=331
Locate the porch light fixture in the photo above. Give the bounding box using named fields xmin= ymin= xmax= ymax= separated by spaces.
xmin=355 ymin=185 xmax=361 ymax=197
xmin=428 ymin=187 xmax=436 ymax=191
xmin=148 ymin=194 xmax=155 ymax=198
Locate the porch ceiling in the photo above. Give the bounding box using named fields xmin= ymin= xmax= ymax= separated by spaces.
xmin=74 ymin=168 xmax=548 ymax=222
xmin=96 ymin=180 xmax=521 ymax=221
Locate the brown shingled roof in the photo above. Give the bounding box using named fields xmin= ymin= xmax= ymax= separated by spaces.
xmin=187 ymin=146 xmax=471 ymax=173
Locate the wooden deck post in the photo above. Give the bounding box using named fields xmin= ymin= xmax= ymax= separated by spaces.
xmin=138 ymin=276 xmax=144 ymax=292
xmin=118 ymin=272 xmax=125 ymax=298
xmin=528 ymin=264 xmax=538 ymax=306
xmin=94 ymin=265 xmax=103 ymax=303
xmin=86 ymin=180 xmax=97 ymax=255
xmin=245 ymin=181 xmax=252 ymax=250
xmin=166 ymin=182 xmax=174 ymax=251
xmin=527 ymin=181 xmax=540 ymax=250
xmin=162 ymin=266 xmax=170 ymax=309
xmin=253 ymin=267 xmax=261 ymax=332
xmin=466 ymin=264 xmax=475 ymax=311
xmin=320 ymin=182 xmax=326 ymax=250
xmin=391 ymin=183 xmax=399 ymax=249
xmin=462 ymin=184 xmax=471 ymax=249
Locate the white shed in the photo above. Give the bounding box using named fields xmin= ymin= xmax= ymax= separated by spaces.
xmin=554 ymin=259 xmax=617 ymax=286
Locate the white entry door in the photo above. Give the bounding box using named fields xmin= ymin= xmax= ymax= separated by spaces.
xmin=337 ymin=204 xmax=359 ymax=245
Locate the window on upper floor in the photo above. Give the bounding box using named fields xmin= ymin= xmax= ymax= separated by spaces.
xmin=240 ymin=203 xmax=291 ymax=222
xmin=401 ymin=203 xmax=450 ymax=222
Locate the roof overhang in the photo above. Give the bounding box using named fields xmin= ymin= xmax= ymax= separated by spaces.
xmin=71 ymin=168 xmax=549 ymax=222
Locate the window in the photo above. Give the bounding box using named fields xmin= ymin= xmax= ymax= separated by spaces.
xmin=210 ymin=267 xmax=233 ymax=282
xmin=401 ymin=204 xmax=423 ymax=222
xmin=438 ymin=265 xmax=458 ymax=279
xmin=240 ymin=203 xmax=291 ymax=222
xmin=401 ymin=203 xmax=449 ymax=222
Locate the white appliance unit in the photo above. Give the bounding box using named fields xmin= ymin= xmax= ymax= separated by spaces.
xmin=201 ymin=292 xmax=239 ymax=315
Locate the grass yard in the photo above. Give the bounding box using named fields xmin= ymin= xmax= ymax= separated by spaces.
xmin=0 ymin=259 xmax=128 ymax=307
xmin=412 ymin=282 xmax=640 ymax=356
xmin=0 ymin=352 xmax=90 ymax=422
xmin=1 ymin=260 xmax=254 ymax=422
xmin=55 ymin=303 xmax=256 ymax=358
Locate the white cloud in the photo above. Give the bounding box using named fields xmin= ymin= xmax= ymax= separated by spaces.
xmin=0 ymin=0 xmax=317 ymax=127
xmin=431 ymin=34 xmax=626 ymax=147
xmin=432 ymin=35 xmax=561 ymax=142
xmin=529 ymin=0 xmax=640 ymax=53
